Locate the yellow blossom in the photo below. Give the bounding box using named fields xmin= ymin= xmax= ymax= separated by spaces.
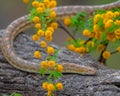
xmin=68 ymin=44 xmax=75 ymax=51
xmin=115 ymin=20 xmax=120 ymax=25
xmin=50 ymin=10 xmax=56 ymax=18
xmin=42 ymin=82 xmax=49 ymax=90
xmin=83 ymin=29 xmax=91 ymax=37
xmin=45 ymin=30 xmax=53 ymax=37
xmin=50 ymin=22 xmax=58 ymax=29
xmin=33 ymin=16 xmax=40 ymax=23
xmin=105 ymin=19 xmax=113 ymax=28
xmin=105 ymin=11 xmax=113 ymax=19
xmin=41 ymin=61 xmax=48 ymax=68
xmin=97 ymin=44 xmax=105 ymax=52
xmin=102 ymin=51 xmax=111 ymax=59
xmin=56 ymin=83 xmax=63 ymax=90
xmin=47 ymin=27 xmax=54 ymax=33
xmin=40 ymin=41 xmax=47 ymax=48
xmin=35 ymin=23 xmax=41 ymax=29
xmin=45 ymin=36 xmax=53 ymax=42
xmin=34 ymin=51 xmax=41 ymax=58
xmin=32 ymin=1 xmax=39 ymax=7
xmin=74 ymin=47 xmax=86 ymax=53
xmin=106 ymin=32 xmax=115 ymax=42
xmin=37 ymin=29 xmax=44 ymax=37
xmin=46 ymin=46 xmax=54 ymax=55
xmin=87 ymin=41 xmax=94 ymax=47
xmin=93 ymin=24 xmax=99 ymax=32
xmin=94 ymin=14 xmax=102 ymax=24
xmin=37 ymin=7 xmax=44 ymax=13
xmin=64 ymin=17 xmax=71 ymax=26
xmin=94 ymin=31 xmax=101 ymax=40
xmin=114 ymin=11 xmax=119 ymax=18
xmin=47 ymin=84 xmax=55 ymax=91
xmin=32 ymin=34 xmax=39 ymax=41
xmin=48 ymin=60 xmax=55 ymax=68
xmin=57 ymin=64 xmax=63 ymax=72
xmin=114 ymin=29 xmax=120 ymax=36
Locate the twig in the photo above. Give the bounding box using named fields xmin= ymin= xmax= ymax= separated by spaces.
xmin=58 ymin=21 xmax=77 ymax=41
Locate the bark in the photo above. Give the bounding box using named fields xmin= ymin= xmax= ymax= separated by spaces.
xmin=0 ymin=30 xmax=120 ymax=96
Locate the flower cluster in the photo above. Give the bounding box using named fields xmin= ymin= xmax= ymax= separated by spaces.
xmin=64 ymin=9 xmax=120 ymax=64
xmin=23 ymin=0 xmax=63 ymax=95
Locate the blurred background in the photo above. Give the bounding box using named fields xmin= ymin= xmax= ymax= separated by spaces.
xmin=0 ymin=0 xmax=120 ymax=69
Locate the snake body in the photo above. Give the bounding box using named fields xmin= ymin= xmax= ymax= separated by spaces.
xmin=1 ymin=1 xmax=120 ymax=75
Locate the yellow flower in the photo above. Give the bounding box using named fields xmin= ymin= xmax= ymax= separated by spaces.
xmin=79 ymin=40 xmax=85 ymax=45
xmin=50 ymin=10 xmax=56 ymax=18
xmin=106 ymin=32 xmax=115 ymax=42
xmin=37 ymin=29 xmax=44 ymax=37
xmin=115 ymin=20 xmax=120 ymax=25
xmin=32 ymin=1 xmax=39 ymax=7
xmin=56 ymin=83 xmax=63 ymax=90
xmin=114 ymin=29 xmax=120 ymax=36
xmin=105 ymin=19 xmax=113 ymax=28
xmin=105 ymin=11 xmax=113 ymax=19
xmin=116 ymin=46 xmax=120 ymax=52
xmin=33 ymin=16 xmax=40 ymax=23
xmin=47 ymin=91 xmax=52 ymax=96
xmin=32 ymin=34 xmax=39 ymax=41
xmin=50 ymin=22 xmax=58 ymax=29
xmin=37 ymin=7 xmax=44 ymax=13
xmin=43 ymin=0 xmax=50 ymax=6
xmin=42 ymin=82 xmax=49 ymax=90
xmin=34 ymin=51 xmax=41 ymax=58
xmin=45 ymin=36 xmax=53 ymax=42
xmin=35 ymin=23 xmax=41 ymax=29
xmin=83 ymin=29 xmax=91 ymax=37
xmin=64 ymin=17 xmax=71 ymax=26
xmin=57 ymin=64 xmax=63 ymax=72
xmin=47 ymin=27 xmax=54 ymax=33
xmin=102 ymin=51 xmax=111 ymax=59
xmin=87 ymin=41 xmax=94 ymax=47
xmin=38 ymin=2 xmax=45 ymax=9
xmin=93 ymin=24 xmax=99 ymax=32
xmin=114 ymin=11 xmax=119 ymax=18
xmin=47 ymin=84 xmax=55 ymax=91
xmin=48 ymin=60 xmax=55 ymax=68
xmin=46 ymin=46 xmax=54 ymax=55
xmin=23 ymin=0 xmax=29 ymax=4
xmin=94 ymin=14 xmax=102 ymax=24
xmin=41 ymin=61 xmax=47 ymax=68
xmin=40 ymin=41 xmax=47 ymax=48
xmin=74 ymin=47 xmax=86 ymax=53
xmin=97 ymin=44 xmax=105 ymax=52
xmin=94 ymin=31 xmax=101 ymax=40
xmin=49 ymin=0 xmax=57 ymax=8
xmin=45 ymin=30 xmax=53 ymax=37
xmin=68 ymin=44 xmax=75 ymax=51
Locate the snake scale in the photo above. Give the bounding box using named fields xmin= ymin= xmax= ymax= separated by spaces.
xmin=1 ymin=1 xmax=120 ymax=75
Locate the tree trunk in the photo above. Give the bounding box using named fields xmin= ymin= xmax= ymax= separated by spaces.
xmin=0 ymin=30 xmax=120 ymax=96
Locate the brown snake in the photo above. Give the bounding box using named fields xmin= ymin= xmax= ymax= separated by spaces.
xmin=1 ymin=1 xmax=120 ymax=75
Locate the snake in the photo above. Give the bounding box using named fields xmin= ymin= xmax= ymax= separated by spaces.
xmin=1 ymin=1 xmax=120 ymax=75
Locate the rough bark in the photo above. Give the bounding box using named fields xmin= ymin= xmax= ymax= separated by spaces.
xmin=0 ymin=30 xmax=120 ymax=96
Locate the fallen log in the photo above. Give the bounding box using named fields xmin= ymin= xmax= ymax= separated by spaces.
xmin=0 ymin=30 xmax=120 ymax=96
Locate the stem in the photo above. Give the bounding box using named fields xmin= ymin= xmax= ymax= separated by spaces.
xmin=98 ymin=42 xmax=109 ymax=65
xmin=84 ymin=38 xmax=92 ymax=44
xmin=111 ymin=50 xmax=118 ymax=55
xmin=58 ymin=21 xmax=77 ymax=41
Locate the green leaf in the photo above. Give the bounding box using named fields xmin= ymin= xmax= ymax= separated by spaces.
xmin=11 ymin=93 xmax=22 ymax=96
